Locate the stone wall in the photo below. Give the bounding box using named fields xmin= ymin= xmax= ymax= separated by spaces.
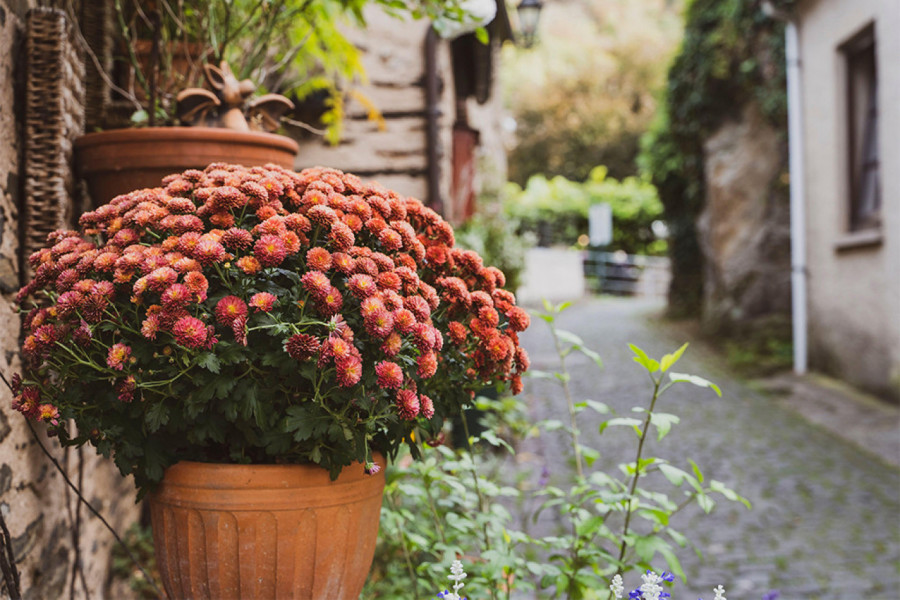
xmin=0 ymin=2 xmax=141 ymax=598
xmin=697 ymin=102 xmax=791 ymax=336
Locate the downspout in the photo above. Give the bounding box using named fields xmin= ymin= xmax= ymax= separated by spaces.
xmin=764 ymin=2 xmax=808 ymax=374
xmin=424 ymin=27 xmax=444 ymax=215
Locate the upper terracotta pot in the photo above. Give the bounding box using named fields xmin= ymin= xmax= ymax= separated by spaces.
xmin=74 ymin=127 xmax=299 ymax=206
xmin=149 ymin=455 xmax=386 ymax=600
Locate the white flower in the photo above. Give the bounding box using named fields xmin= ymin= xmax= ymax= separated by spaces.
xmin=639 ymin=571 xmax=664 ymax=600
xmin=447 ymin=560 xmax=467 ymax=598
xmin=713 ymin=584 xmax=727 ymax=600
xmin=609 ymin=574 xmax=625 ymax=599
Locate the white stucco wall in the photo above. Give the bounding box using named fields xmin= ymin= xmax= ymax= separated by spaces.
xmin=797 ymin=0 xmax=900 ymax=398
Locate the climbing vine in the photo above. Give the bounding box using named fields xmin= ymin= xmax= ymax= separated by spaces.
xmin=639 ymin=0 xmax=792 ymax=317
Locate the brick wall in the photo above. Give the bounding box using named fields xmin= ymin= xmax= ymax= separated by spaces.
xmin=0 ymin=2 xmax=140 ymax=598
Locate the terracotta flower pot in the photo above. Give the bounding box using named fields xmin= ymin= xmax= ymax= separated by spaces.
xmin=148 ymin=455 xmax=386 ymax=600
xmin=74 ymin=127 xmax=299 ymax=207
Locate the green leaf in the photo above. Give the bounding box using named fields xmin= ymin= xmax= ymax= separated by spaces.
xmin=575 ymin=514 xmax=605 ymax=538
xmin=658 ymin=463 xmax=687 ymax=486
xmin=196 ymin=352 xmax=221 ymax=374
xmin=629 ymin=343 xmax=659 ymax=373
xmin=555 ymin=330 xmax=585 ymax=347
xmin=599 ymin=417 xmax=642 ymax=436
xmin=669 ymin=372 xmax=722 ymax=396
xmin=144 ymin=401 xmax=169 ymax=432
xmin=581 ymin=446 xmax=600 ymax=467
xmin=649 ymin=412 xmax=680 ymax=441
xmin=688 ymin=458 xmax=704 ymax=484
xmin=697 ymin=493 xmax=716 ymax=514
xmin=660 ymin=342 xmax=688 ymax=372
xmin=577 ymin=346 xmax=604 ymax=369
xmin=474 ymin=26 xmax=489 ymax=44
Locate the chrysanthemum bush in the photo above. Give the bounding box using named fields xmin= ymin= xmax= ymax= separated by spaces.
xmin=12 ymin=163 xmax=529 ymax=493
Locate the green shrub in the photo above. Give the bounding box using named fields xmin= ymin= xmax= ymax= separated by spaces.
xmin=503 ymin=166 xmax=667 ymax=255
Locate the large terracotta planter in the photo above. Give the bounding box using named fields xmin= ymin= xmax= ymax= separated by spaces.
xmin=74 ymin=127 xmax=299 ymax=206
xmin=148 ymin=455 xmax=386 ymax=600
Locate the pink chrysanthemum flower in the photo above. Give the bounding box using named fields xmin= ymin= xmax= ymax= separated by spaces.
xmin=301 ymin=271 xmax=331 ymax=298
xmin=329 ymin=221 xmax=354 ymax=251
xmin=335 ymin=356 xmax=362 ymax=387
xmin=403 ymin=295 xmax=430 ymax=322
xmin=159 ymin=284 xmax=189 ymax=310
xmin=215 ymin=295 xmax=248 ymax=326
xmin=365 ymin=309 xmax=394 ymax=339
xmin=448 ymin=321 xmax=467 ymax=346
xmin=183 ymin=272 xmax=209 ymax=301
xmin=107 ymin=343 xmax=131 ymax=371
xmin=395 ymin=388 xmax=420 ymax=420
xmin=141 ymin=315 xmax=160 ymax=340
xmin=254 ymin=235 xmax=288 ymax=267
xmin=249 ymin=292 xmax=277 ymax=312
xmin=317 ymin=286 xmax=343 ymax=317
xmin=381 ymin=332 xmax=402 ymax=357
xmin=392 ymin=308 xmax=417 ymax=334
xmin=419 ymin=394 xmax=435 ymax=419
xmin=376 ymin=271 xmax=402 ymax=292
xmin=285 ymin=333 xmax=321 ymax=362
xmin=360 ymin=296 xmax=385 ymax=318
xmin=375 ymin=361 xmax=403 ymax=389
xmin=222 ymin=227 xmax=253 ymax=250
xmin=348 ymin=274 xmax=377 ymax=299
xmin=231 ymin=315 xmax=248 ymax=346
xmin=116 ymin=375 xmax=136 ymax=402
xmin=172 ymin=316 xmax=209 ymax=349
xmin=377 ymin=228 xmax=403 ymax=251
xmin=417 ymin=351 xmax=437 ymax=379
xmin=332 ymin=252 xmax=355 ymax=275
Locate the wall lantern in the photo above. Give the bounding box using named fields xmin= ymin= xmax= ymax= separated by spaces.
xmin=516 ymin=0 xmax=543 ymax=47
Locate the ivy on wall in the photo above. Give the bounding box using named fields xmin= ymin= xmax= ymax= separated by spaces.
xmin=638 ymin=0 xmax=792 ymax=317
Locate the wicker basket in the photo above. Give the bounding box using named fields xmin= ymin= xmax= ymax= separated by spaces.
xmin=23 ymin=8 xmax=85 ymax=265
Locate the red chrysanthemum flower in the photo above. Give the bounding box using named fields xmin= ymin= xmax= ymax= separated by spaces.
xmin=285 ymin=333 xmax=321 ymax=362
xmin=249 ymin=292 xmax=277 ymax=312
xmin=254 ymin=235 xmax=288 ymax=267
xmin=231 ymin=315 xmax=248 ymax=346
xmin=301 ymin=270 xmax=331 ymax=299
xmin=511 ymin=374 xmax=524 ymax=395
xmin=365 ymin=309 xmax=394 ymax=339
xmin=376 ymin=271 xmax=402 ymax=292
xmin=486 ymin=334 xmax=510 ymax=361
xmin=160 ymin=283 xmax=191 ymax=309
xmin=514 ymin=347 xmax=530 ymax=371
xmin=285 ymin=213 xmax=311 ymax=233
xmin=395 ymin=388 xmax=419 ymax=420
xmin=360 ymin=296 xmax=385 ymax=318
xmin=222 ymin=227 xmax=254 ymax=250
xmin=377 ymin=228 xmax=403 ymax=251
xmin=335 ymin=356 xmax=362 ymax=387
xmin=182 ymin=271 xmax=208 ymax=301
xmin=381 ymin=332 xmax=402 ymax=357
xmin=414 ymin=323 xmax=437 ymax=352
xmin=329 ymin=221 xmax=354 ymax=251
xmin=375 ymin=361 xmax=404 ymax=389
xmin=172 ymin=315 xmax=209 ymax=349
xmin=107 ymin=343 xmax=131 ymax=371
xmin=317 ymin=286 xmax=343 ymax=317
xmin=348 ymin=274 xmax=377 ymax=299
xmin=342 ymin=213 xmax=363 ymax=233
xmin=404 ymin=295 xmax=430 ymax=322
xmin=306 ymin=247 xmax=332 ymax=271
xmin=447 ymin=321 xmax=467 ymax=346
xmin=392 ymin=308 xmax=417 ymax=334
xmin=506 ymin=306 xmax=531 ymax=332
xmin=116 ymin=375 xmax=137 ymax=402
xmin=332 ymin=252 xmax=355 ymax=275
xmin=215 ymin=295 xmax=248 ymax=326
xmin=354 ymin=257 xmax=378 ymax=277
xmin=141 ymin=315 xmax=160 ymax=340
xmin=419 ymin=394 xmax=435 ymax=419
xmin=417 ymin=351 xmax=437 ymax=379
xmin=478 ymin=306 xmax=500 ymax=328
xmin=307 ymin=204 xmax=337 ymax=226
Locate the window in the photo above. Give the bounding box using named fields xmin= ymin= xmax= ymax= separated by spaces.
xmin=842 ymin=25 xmax=881 ymax=231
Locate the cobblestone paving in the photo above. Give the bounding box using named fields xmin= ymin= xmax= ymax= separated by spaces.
xmin=513 ymin=297 xmax=900 ymax=600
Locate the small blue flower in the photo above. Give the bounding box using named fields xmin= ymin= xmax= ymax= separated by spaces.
xmin=629 ymin=590 xmax=643 ymax=599
xmin=660 ymin=571 xmax=675 ymax=583
xmin=762 ymin=592 xmax=780 ymax=600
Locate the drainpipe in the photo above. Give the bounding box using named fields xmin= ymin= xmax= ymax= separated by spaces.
xmin=764 ymin=2 xmax=808 ymax=374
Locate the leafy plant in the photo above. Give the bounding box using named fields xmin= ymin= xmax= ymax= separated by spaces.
xmin=12 ymin=164 xmax=529 ymax=494
xmin=528 ymin=301 xmax=748 ymax=598
xmin=366 ymin=301 xmax=750 ymax=599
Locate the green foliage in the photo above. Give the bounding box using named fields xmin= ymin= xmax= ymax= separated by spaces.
xmin=108 ymin=0 xmax=469 ymax=136
xmin=638 ymin=0 xmax=788 ymax=316
xmin=455 ymin=194 xmax=532 ymax=294
xmin=503 ymin=167 xmax=667 ymax=255
xmin=111 ymin=522 xmax=162 ymax=599
xmin=503 ymin=0 xmax=684 ymax=184
xmin=366 ymin=302 xmax=749 ymax=598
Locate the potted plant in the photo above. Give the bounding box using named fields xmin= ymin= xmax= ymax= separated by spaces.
xmin=12 ymin=163 xmax=530 ymax=599
xmin=73 ymin=0 xmax=470 ymax=206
